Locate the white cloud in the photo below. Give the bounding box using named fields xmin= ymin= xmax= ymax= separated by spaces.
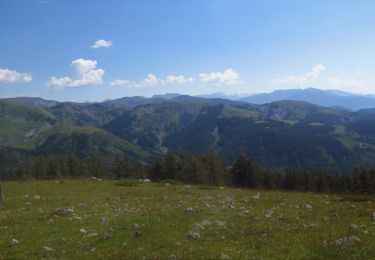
xmin=111 ymin=74 xmax=196 ymax=88
xmin=110 ymin=79 xmax=129 ymax=86
xmin=0 ymin=68 xmax=32 ymax=83
xmin=199 ymin=68 xmax=241 ymax=85
xmin=272 ymin=64 xmax=326 ymax=87
xmin=48 ymin=58 xmax=104 ymax=89
xmin=161 ymin=75 xmax=194 ymax=85
xmin=111 ymin=74 xmax=159 ymax=88
xmin=91 ymin=39 xmax=112 ymax=49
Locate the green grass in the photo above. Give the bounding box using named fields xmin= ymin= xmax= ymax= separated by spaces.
xmin=114 ymin=179 xmax=140 ymax=187
xmin=0 ymin=180 xmax=374 ymax=259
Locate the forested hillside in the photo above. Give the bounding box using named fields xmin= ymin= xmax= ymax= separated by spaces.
xmin=1 ymin=95 xmax=375 ymax=178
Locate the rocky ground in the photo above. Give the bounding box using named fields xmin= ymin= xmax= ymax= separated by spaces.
xmin=0 ymin=180 xmax=374 ymax=259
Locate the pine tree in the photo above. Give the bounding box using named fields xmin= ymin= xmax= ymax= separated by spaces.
xmin=231 ymin=153 xmax=259 ymax=188
xmin=0 ymin=176 xmax=3 ymax=209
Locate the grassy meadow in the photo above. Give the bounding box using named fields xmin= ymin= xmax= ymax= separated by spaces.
xmin=0 ymin=180 xmax=374 ymax=259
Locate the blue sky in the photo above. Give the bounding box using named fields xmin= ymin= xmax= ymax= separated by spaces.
xmin=1 ymin=0 xmax=375 ymax=102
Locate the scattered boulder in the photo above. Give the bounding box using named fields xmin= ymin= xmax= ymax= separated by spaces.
xmin=252 ymin=193 xmax=261 ymax=200
xmin=43 ymin=246 xmax=54 ymax=252
xmin=187 ymin=231 xmax=200 ymax=240
xmin=101 ymin=217 xmax=109 ymax=226
xmin=33 ymin=195 xmax=41 ymax=200
xmin=11 ymin=239 xmax=19 ymax=245
xmin=220 ymin=252 xmax=231 ymax=259
xmin=91 ymin=177 xmax=102 ymax=181
xmin=143 ymin=179 xmax=151 ymax=183
xmin=335 ymin=236 xmax=361 ymax=246
xmin=265 ymin=209 xmax=273 ymax=218
xmin=185 ymin=207 xmax=193 ymax=213
xmin=350 ymin=224 xmax=359 ymax=229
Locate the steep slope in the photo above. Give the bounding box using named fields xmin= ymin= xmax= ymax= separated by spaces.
xmin=103 ymin=100 xmax=211 ymax=150
xmin=163 ymin=102 xmax=375 ymax=172
xmin=0 ymin=100 xmax=153 ymax=162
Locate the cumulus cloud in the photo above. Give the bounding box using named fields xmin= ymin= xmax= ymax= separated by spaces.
xmin=112 ymin=74 xmax=195 ymax=88
xmin=161 ymin=75 xmax=194 ymax=85
xmin=0 ymin=68 xmax=32 ymax=83
xmin=111 ymin=74 xmax=158 ymax=88
xmin=110 ymin=79 xmax=129 ymax=86
xmin=199 ymin=68 xmax=241 ymax=85
xmin=272 ymin=64 xmax=326 ymax=87
xmin=91 ymin=39 xmax=112 ymax=49
xmin=48 ymin=58 xmax=104 ymax=89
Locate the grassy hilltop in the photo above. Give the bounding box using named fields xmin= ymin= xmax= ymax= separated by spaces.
xmin=0 ymin=180 xmax=374 ymax=259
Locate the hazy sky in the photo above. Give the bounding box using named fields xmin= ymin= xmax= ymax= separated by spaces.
xmin=1 ymin=0 xmax=375 ymax=101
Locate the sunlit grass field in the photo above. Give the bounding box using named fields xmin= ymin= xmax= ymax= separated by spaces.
xmin=0 ymin=180 xmax=374 ymax=259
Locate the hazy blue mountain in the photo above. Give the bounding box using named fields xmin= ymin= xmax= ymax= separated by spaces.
xmin=240 ymin=88 xmax=375 ymax=110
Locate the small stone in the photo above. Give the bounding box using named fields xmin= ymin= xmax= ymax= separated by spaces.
xmin=101 ymin=217 xmax=109 ymax=226
xmin=309 ymin=224 xmax=318 ymax=228
xmin=220 ymin=252 xmax=231 ymax=259
xmin=350 ymin=224 xmax=359 ymax=229
xmin=252 ymin=193 xmax=261 ymax=199
xmin=200 ymin=219 xmax=212 ymax=226
xmin=305 ymin=204 xmax=312 ymax=209
xmin=143 ymin=179 xmax=151 ymax=183
xmin=187 ymin=231 xmax=200 ymax=240
xmin=185 ymin=207 xmax=193 ymax=213
xmin=265 ymin=209 xmax=273 ymax=218
xmin=33 ymin=195 xmax=41 ymax=200
xmin=80 ymin=228 xmax=87 ymax=234
xmin=43 ymin=246 xmax=54 ymax=252
xmin=11 ymin=239 xmax=19 ymax=245
xmin=215 ymin=220 xmax=226 ymax=226
xmin=349 ymin=235 xmax=360 ymax=242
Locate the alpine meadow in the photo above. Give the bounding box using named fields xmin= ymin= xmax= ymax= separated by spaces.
xmin=1 ymin=1 xmax=375 ymax=259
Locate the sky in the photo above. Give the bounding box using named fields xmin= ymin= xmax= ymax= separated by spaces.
xmin=1 ymin=0 xmax=375 ymax=102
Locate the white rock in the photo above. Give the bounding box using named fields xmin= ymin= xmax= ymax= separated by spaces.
xmin=220 ymin=252 xmax=231 ymax=259
xmin=143 ymin=179 xmax=151 ymax=183
xmin=43 ymin=246 xmax=54 ymax=252
xmin=200 ymin=220 xmax=212 ymax=226
xmin=185 ymin=207 xmax=193 ymax=213
xmin=187 ymin=231 xmax=200 ymax=239
xmin=11 ymin=239 xmax=19 ymax=245
xmin=265 ymin=209 xmax=273 ymax=218
xmin=215 ymin=220 xmax=226 ymax=226
xmin=80 ymin=228 xmax=87 ymax=234
xmin=101 ymin=217 xmax=109 ymax=226
xmin=33 ymin=195 xmax=41 ymax=200
xmin=90 ymin=177 xmax=102 ymax=181
xmin=350 ymin=224 xmax=359 ymax=229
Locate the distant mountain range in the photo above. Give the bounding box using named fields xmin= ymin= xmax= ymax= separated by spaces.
xmin=200 ymin=88 xmax=375 ymax=111
xmin=1 ymin=92 xmax=375 ymax=177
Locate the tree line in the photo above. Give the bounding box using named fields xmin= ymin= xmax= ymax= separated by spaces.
xmin=6 ymin=151 xmax=375 ymax=194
